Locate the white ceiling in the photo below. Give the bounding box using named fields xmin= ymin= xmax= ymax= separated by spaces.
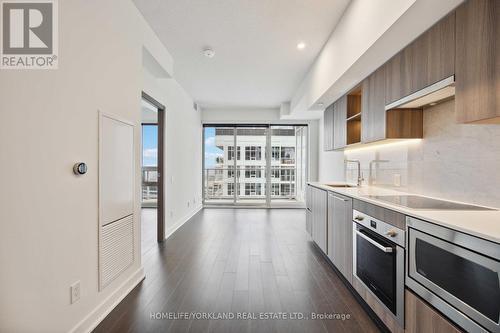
xmin=133 ymin=0 xmax=351 ymax=109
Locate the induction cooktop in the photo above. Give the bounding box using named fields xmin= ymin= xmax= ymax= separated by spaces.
xmin=363 ymin=195 xmax=496 ymax=211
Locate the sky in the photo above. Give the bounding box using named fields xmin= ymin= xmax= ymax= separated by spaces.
xmin=142 ymin=125 xmax=158 ymax=166
xmin=204 ymin=127 xmax=223 ymax=168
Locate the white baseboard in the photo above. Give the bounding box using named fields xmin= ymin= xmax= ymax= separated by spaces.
xmin=69 ymin=267 xmax=145 ymax=333
xmin=69 ymin=206 xmax=201 ymax=333
xmin=165 ymin=205 xmax=202 ymax=240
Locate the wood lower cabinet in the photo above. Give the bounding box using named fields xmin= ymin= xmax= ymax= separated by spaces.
xmin=309 ymin=186 xmax=328 ymax=253
xmin=327 ymin=192 xmax=353 ymax=284
xmin=455 ymin=0 xmax=500 ymax=124
xmin=405 ymin=290 xmax=463 ymax=333
xmin=385 ymin=13 xmax=455 ymax=105
xmin=306 ymin=185 xmax=313 ymax=237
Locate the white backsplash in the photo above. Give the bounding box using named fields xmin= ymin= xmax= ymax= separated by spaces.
xmin=344 ymin=99 xmax=500 ymax=208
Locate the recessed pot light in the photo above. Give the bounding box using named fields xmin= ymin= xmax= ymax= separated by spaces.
xmin=297 ymin=42 xmax=306 ymax=50
xmin=317 ymin=102 xmax=324 ymax=108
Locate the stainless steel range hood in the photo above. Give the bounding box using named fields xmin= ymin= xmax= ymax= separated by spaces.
xmin=385 ymin=75 xmax=455 ymax=110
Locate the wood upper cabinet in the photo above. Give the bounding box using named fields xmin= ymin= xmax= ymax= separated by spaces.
xmin=333 ymin=96 xmax=347 ymax=150
xmin=455 ymin=0 xmax=500 ymax=124
xmin=327 ymin=192 xmax=353 ymax=284
xmin=362 ymin=66 xmax=386 ymax=143
xmin=405 ymin=289 xmax=463 ymax=333
xmin=385 ymin=13 xmax=455 ymax=105
xmin=385 ymin=46 xmax=412 ymax=105
xmin=323 ymin=104 xmax=334 ymax=151
xmin=362 ymin=65 xmax=423 ymax=143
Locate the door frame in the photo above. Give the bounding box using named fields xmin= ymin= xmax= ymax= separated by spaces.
xmin=141 ymin=91 xmax=165 ymax=242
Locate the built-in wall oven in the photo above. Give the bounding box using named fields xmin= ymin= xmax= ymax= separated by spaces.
xmin=352 ymin=210 xmax=405 ymax=327
xmin=407 ymin=217 xmax=500 ymax=333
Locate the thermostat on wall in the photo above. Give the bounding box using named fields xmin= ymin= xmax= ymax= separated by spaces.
xmin=73 ymin=162 xmax=87 ymax=175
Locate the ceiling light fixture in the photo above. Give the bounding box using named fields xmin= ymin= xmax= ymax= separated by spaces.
xmin=297 ymin=42 xmax=306 ymax=50
xmin=203 ymin=48 xmax=215 ymax=58
xmin=317 ymin=102 xmax=324 ymax=108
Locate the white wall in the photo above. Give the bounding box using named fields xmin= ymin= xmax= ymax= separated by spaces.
xmin=202 ymin=107 xmax=281 ymax=123
xmin=142 ymin=70 xmax=203 ymax=236
xmin=0 ymin=1 xmax=200 ymax=332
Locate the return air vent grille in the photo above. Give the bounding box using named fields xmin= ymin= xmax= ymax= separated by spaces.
xmin=99 ymin=214 xmax=134 ymax=290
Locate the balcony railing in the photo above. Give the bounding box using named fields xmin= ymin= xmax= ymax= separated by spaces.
xmin=204 ymin=166 xmax=296 ymax=201
xmin=142 ymin=166 xmax=157 ymax=207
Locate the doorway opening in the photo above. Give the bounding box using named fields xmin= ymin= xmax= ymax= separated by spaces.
xmin=141 ymin=92 xmax=165 ymax=254
xmin=202 ymin=124 xmax=308 ymax=207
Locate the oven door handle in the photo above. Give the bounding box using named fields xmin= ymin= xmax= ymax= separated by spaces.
xmin=355 ymin=230 xmax=393 ymax=253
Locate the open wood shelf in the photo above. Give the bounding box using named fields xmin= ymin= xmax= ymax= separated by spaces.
xmin=346 ymin=86 xmax=362 ymax=145
xmin=347 ymin=119 xmax=361 ymax=145
xmin=346 ymin=112 xmax=361 ymax=122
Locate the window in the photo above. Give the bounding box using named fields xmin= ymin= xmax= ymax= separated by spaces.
xmin=272 ymin=146 xmax=280 ymax=161
xmin=245 ymin=166 xmax=262 ymax=178
xmin=227 ymin=183 xmax=240 ymax=195
xmin=227 ymin=165 xmax=240 ymax=178
xmin=228 ymin=146 xmax=240 ymax=161
xmin=210 ymin=183 xmax=222 ymax=196
xmin=271 ymin=183 xmax=280 ymax=196
xmin=280 ymin=169 xmax=295 ymax=181
xmin=245 ymin=183 xmax=262 ymax=196
xmin=281 ymin=147 xmax=295 ymax=164
xmin=271 ymin=168 xmax=280 ymax=179
xmin=245 ymin=146 xmax=262 ymax=161
xmin=280 ymin=183 xmax=295 ymax=196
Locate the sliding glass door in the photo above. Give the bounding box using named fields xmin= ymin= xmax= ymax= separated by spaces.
xmin=203 ymin=124 xmax=307 ymax=207
xmin=235 ymin=127 xmax=268 ymax=205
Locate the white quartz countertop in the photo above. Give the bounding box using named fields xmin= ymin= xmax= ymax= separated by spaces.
xmin=308 ymin=181 xmax=500 ymax=244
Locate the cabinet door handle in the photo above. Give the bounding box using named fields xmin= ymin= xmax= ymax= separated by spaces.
xmin=333 ymin=195 xmax=349 ymax=202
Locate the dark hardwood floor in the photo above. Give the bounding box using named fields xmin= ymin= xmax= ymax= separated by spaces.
xmin=93 ymin=208 xmax=380 ymax=333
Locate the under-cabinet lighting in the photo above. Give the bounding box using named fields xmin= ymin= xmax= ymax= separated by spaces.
xmin=344 ymin=139 xmax=422 ymax=153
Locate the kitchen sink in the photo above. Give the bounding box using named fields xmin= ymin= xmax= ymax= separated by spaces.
xmin=325 ymin=184 xmax=357 ymax=188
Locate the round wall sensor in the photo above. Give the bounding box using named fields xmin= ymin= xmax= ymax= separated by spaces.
xmin=203 ymin=48 xmax=215 ymax=58
xmin=73 ymin=162 xmax=87 ymax=175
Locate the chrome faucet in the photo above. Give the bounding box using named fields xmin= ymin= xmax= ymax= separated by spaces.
xmin=344 ymin=159 xmax=364 ymax=186
xmin=369 ymin=159 xmax=390 ymax=186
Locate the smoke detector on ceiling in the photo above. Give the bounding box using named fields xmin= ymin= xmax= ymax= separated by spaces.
xmin=203 ymin=48 xmax=215 ymax=58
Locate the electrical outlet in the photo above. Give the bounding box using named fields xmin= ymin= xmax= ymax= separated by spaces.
xmin=169 ymin=211 xmax=173 ymax=218
xmin=70 ymin=281 xmax=81 ymax=304
xmin=187 ymin=201 xmax=190 ymax=208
